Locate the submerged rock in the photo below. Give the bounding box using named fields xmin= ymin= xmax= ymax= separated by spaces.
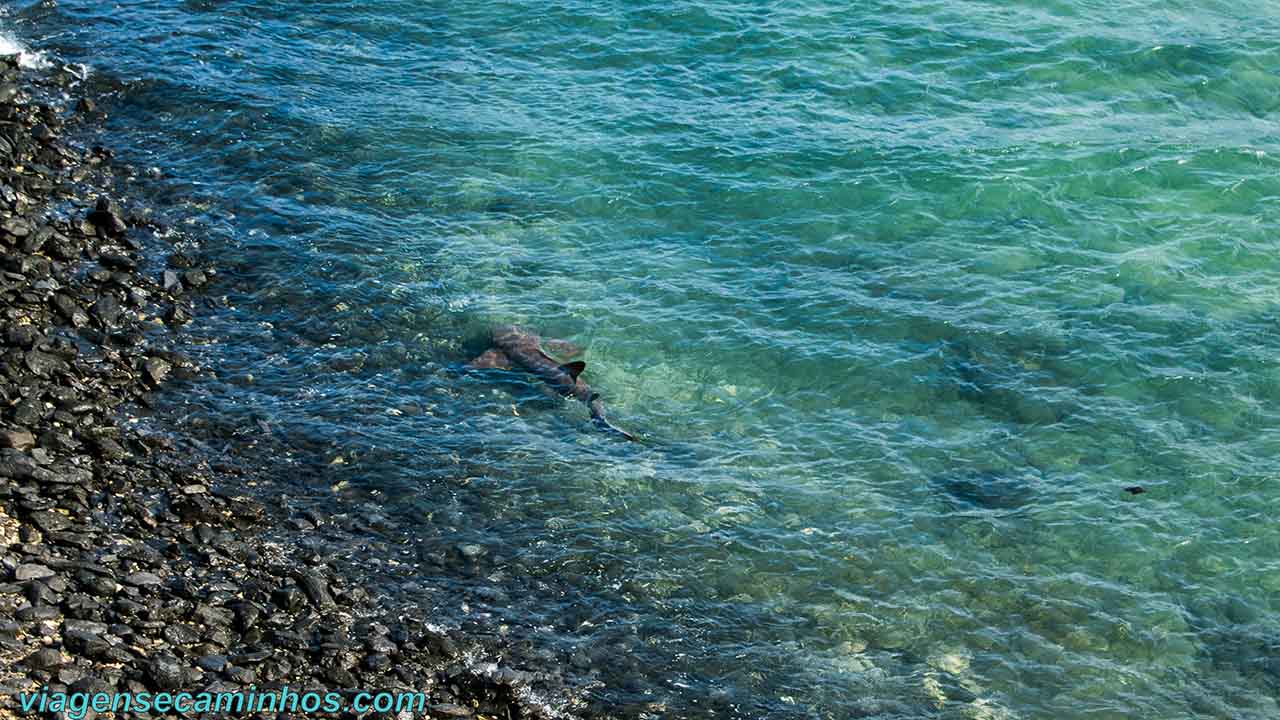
xmin=86 ymin=196 xmax=126 ymax=238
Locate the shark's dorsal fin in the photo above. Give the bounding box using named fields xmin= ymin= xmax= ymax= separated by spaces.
xmin=560 ymin=361 xmax=586 ymax=380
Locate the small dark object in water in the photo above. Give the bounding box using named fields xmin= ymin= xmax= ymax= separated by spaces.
xmin=1124 ymin=486 xmax=1146 ymax=495
xmin=934 ymin=469 xmax=1036 ymax=510
xmin=86 ymin=196 xmax=126 ymax=238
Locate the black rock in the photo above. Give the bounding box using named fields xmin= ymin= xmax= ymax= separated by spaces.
xmin=12 ymin=399 xmax=43 ymax=425
xmin=76 ymin=572 xmax=118 ymax=597
xmin=92 ymin=294 xmax=123 ymax=326
xmin=182 ymin=269 xmax=208 ymax=288
xmin=233 ymin=602 xmax=262 ymax=631
xmin=230 ymin=649 xmax=271 ymax=664
xmin=2 ymin=217 xmax=32 ymax=238
xmin=192 ymin=603 xmax=233 ymax=628
xmin=143 ymin=358 xmax=170 ymax=386
xmin=28 ymin=509 xmax=72 ymax=533
xmin=366 ymin=635 xmax=396 ymax=655
xmin=64 ymin=628 xmax=111 ymax=659
xmin=20 ymin=226 xmax=52 ymax=253
xmin=147 ymin=653 xmax=186 ymax=690
xmin=99 ymin=252 xmax=136 ymax=271
xmin=24 ymin=648 xmax=63 ymax=670
xmin=86 ymin=197 xmax=126 ymax=238
xmin=325 ymin=666 xmax=357 ymax=688
xmin=15 ymin=605 xmax=60 ymax=621
xmin=163 ymin=624 xmax=202 ymax=646
xmin=26 ymin=580 xmax=59 ymax=605
xmin=122 ymin=571 xmax=162 ymax=587
xmin=0 ymin=621 xmax=20 ymax=649
xmin=25 ymin=349 xmax=67 ymax=377
xmin=298 ymin=572 xmax=335 ymax=609
xmin=195 ymin=654 xmax=228 ymax=673
xmin=92 ymin=437 xmax=127 ymax=462
xmin=6 ymin=324 xmax=40 ymax=348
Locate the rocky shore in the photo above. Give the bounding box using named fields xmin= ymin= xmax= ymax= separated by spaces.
xmin=0 ymin=52 xmax=578 ymax=719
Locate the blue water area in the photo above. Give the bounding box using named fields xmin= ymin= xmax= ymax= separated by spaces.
xmin=8 ymin=0 xmax=1280 ymax=716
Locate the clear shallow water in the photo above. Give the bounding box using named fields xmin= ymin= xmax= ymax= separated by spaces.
xmin=9 ymin=0 xmax=1280 ymax=716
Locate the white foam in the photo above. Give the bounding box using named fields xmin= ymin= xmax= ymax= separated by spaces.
xmin=0 ymin=29 xmax=50 ymax=69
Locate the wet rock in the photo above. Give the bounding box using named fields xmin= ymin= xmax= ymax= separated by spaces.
xmin=92 ymin=437 xmax=127 ymax=461
xmin=99 ymin=251 xmax=136 ymax=271
xmin=86 ymin=197 xmax=126 ymax=238
xmin=91 ymin=294 xmax=122 ymax=326
xmin=182 ymin=269 xmax=208 ymax=288
xmin=272 ymin=585 xmax=307 ymax=612
xmin=299 ymin=572 xmax=335 ymax=609
xmin=143 ymin=358 xmax=170 ymax=386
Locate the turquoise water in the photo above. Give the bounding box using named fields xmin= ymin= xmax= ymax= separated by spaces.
xmin=9 ymin=0 xmax=1280 ymax=716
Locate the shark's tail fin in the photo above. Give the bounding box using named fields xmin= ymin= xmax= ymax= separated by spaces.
xmin=588 ymin=392 xmax=638 ymax=442
xmin=594 ymin=415 xmax=638 ymax=442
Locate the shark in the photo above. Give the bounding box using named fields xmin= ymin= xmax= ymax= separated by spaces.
xmin=467 ymin=325 xmax=638 ymax=441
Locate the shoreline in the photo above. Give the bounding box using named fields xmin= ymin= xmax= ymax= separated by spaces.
xmin=0 ymin=48 xmax=587 ymax=720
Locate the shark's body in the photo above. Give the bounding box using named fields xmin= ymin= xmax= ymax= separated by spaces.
xmin=468 ymin=325 xmax=637 ymax=441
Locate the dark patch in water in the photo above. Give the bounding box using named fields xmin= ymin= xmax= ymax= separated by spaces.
xmin=933 ymin=468 xmax=1039 ymax=510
